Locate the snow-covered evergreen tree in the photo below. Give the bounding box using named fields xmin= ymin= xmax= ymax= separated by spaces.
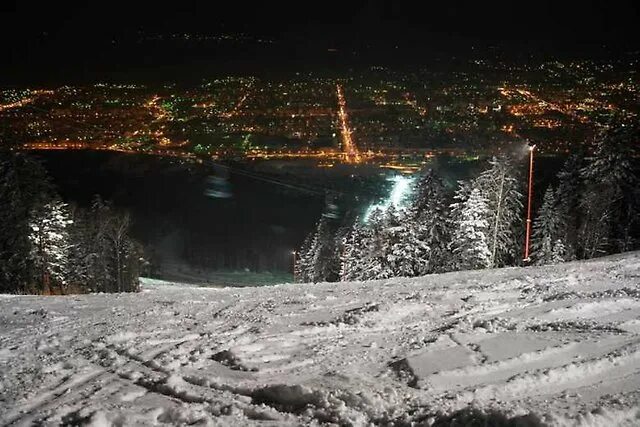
xmin=408 ymin=170 xmax=450 ymax=273
xmin=333 ymin=222 xmax=352 ymax=275
xmin=443 ymin=180 xmax=473 ymax=272
xmin=473 ymin=156 xmax=523 ymax=268
xmin=295 ymin=234 xmax=314 ymax=283
xmin=340 ymin=218 xmax=372 ymax=281
xmin=66 ymin=204 xmax=93 ymax=288
xmin=342 ymin=207 xmax=402 ymax=281
xmin=311 ymin=218 xmax=337 ymax=283
xmin=84 ymin=196 xmax=114 ymax=292
xmin=531 ymin=187 xmax=563 ymax=265
xmin=578 ymin=189 xmax=612 ymax=259
xmin=105 ymin=211 xmax=134 ymax=292
xmin=72 ymin=196 xmax=141 ymax=293
xmin=555 ymin=154 xmax=585 ymax=260
xmin=551 ymin=239 xmax=566 ymax=264
xmin=28 ymin=200 xmax=73 ymax=292
xmin=299 ymin=214 xmax=341 ymax=283
xmin=449 ymin=188 xmax=491 ymax=270
xmin=0 ymin=153 xmax=141 ymax=294
xmin=383 ymin=221 xmax=430 ymax=278
xmin=579 ymin=121 xmax=638 ymax=258
xmin=581 ymin=123 xmax=637 ymax=195
xmin=0 ymin=153 xmax=54 ymax=293
xmin=353 ymin=208 xmax=393 ymax=281
xmin=370 ymin=206 xmax=429 ymax=279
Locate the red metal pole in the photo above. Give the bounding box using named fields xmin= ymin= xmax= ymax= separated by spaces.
xmin=524 ymin=145 xmax=535 ymax=261
xmin=292 ymin=251 xmax=297 ymax=281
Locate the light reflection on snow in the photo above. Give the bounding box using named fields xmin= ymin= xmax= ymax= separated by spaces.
xmin=364 ymin=175 xmax=415 ymax=222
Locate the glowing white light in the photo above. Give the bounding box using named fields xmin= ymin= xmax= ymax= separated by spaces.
xmin=363 ymin=175 xmax=415 ymax=222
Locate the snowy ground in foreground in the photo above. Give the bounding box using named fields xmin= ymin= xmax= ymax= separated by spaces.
xmin=1 ymin=254 xmax=640 ymax=426
xmin=148 ymin=264 xmax=293 ymax=288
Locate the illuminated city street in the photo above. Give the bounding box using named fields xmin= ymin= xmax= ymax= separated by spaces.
xmin=336 ymin=84 xmax=362 ymax=163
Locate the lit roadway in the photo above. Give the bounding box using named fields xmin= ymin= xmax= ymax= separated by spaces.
xmin=500 ymin=87 xmax=589 ymax=124
xmin=403 ymin=92 xmax=427 ymax=116
xmin=336 ymin=84 xmax=361 ymax=163
xmin=143 ymin=95 xmax=179 ymax=146
xmin=0 ymin=90 xmax=54 ymax=113
xmin=220 ymin=82 xmax=254 ymax=119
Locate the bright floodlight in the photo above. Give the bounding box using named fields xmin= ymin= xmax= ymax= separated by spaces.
xmin=363 ymin=175 xmax=415 ymax=222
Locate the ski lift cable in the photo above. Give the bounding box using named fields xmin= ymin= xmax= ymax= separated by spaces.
xmin=213 ymin=164 xmax=323 ymax=195
xmin=233 ymin=166 xmax=349 ymax=198
xmin=202 ymin=159 xmax=334 ymax=196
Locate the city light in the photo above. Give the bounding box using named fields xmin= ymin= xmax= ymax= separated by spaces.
xmin=0 ymin=90 xmax=54 ymax=112
xmin=3 ymin=62 xmax=631 ymax=165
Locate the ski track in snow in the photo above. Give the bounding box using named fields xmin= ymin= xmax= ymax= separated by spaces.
xmin=1 ymin=253 xmax=640 ymax=426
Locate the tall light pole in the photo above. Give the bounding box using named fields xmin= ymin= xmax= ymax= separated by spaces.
xmin=523 ymin=144 xmax=536 ymax=262
xmin=291 ymin=250 xmax=297 ymax=282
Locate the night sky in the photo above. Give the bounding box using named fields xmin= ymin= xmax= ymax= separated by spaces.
xmin=2 ymin=0 xmax=639 ymax=83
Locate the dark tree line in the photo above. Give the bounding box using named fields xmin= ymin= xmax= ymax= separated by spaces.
xmin=0 ymin=152 xmax=142 ymax=294
xmin=297 ymin=122 xmax=638 ymax=283
xmin=533 ymin=123 xmax=638 ymax=263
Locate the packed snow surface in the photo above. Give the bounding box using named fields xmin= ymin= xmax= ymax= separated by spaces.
xmin=1 ymin=253 xmax=640 ymax=426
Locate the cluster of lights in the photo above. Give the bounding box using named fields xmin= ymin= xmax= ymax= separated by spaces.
xmin=219 ymin=82 xmax=253 ymax=119
xmin=403 ymin=93 xmax=428 ymax=116
xmin=6 ymin=63 xmax=628 ymax=164
xmin=143 ymin=96 xmax=183 ymax=147
xmin=0 ymin=90 xmax=54 ymax=113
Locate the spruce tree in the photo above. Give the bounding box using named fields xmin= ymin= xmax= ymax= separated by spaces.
xmin=444 ymin=180 xmax=473 ymax=272
xmin=384 ymin=223 xmax=430 ymax=278
xmin=340 ymin=217 xmax=371 ymax=281
xmin=578 ymin=122 xmax=638 ymax=258
xmin=408 ymin=170 xmax=451 ymax=273
xmin=555 ymin=154 xmax=585 ymax=260
xmin=473 ymin=156 xmax=523 ymax=268
xmin=449 ymin=188 xmax=491 ymax=270
xmin=28 ymin=199 xmax=73 ymax=292
xmin=578 ymin=190 xmax=612 ymax=259
xmin=295 ymin=234 xmax=314 ymax=283
xmin=0 ymin=152 xmax=54 ymax=293
xmin=377 ymin=206 xmax=429 ymax=278
xmin=358 ymin=208 xmax=395 ymax=280
xmin=0 ymin=152 xmax=141 ymax=294
xmin=551 ymin=239 xmax=566 ymax=264
xmin=579 ymin=122 xmax=638 ymax=257
xmin=531 ymin=187 xmax=563 ymax=265
xmin=67 ymin=204 xmax=94 ymax=289
xmin=300 ymin=213 xmax=341 ymax=283
xmin=340 ymin=208 xmax=402 ymax=282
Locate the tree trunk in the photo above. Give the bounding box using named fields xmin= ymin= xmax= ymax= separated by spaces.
xmin=490 ymin=172 xmax=505 ymax=268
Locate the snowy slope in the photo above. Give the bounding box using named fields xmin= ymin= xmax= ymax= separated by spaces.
xmin=1 ymin=253 xmax=640 ymax=426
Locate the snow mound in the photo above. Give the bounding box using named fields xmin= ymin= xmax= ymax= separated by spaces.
xmin=1 ymin=252 xmax=639 ymax=426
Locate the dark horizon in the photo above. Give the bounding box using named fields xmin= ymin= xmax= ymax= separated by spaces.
xmin=3 ymin=0 xmax=639 ymax=85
